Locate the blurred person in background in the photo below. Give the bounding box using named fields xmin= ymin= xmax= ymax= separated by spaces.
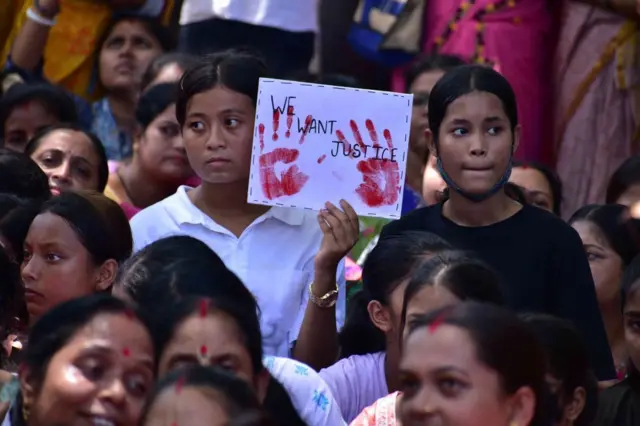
xmin=178 ymin=0 xmax=318 ymax=77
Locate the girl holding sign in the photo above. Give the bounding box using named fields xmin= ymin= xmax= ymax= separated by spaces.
xmin=380 ymin=64 xmax=615 ymax=383
xmin=129 ymin=50 xmax=358 ymax=366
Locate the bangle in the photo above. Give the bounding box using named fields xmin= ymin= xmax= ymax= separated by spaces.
xmin=308 ymin=282 xmax=339 ymax=309
xmin=26 ymin=8 xmax=57 ymax=27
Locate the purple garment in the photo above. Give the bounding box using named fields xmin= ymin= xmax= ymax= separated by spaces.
xmin=319 ymin=352 xmax=388 ymax=422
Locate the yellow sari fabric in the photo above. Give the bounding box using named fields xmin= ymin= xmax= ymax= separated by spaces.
xmin=1 ymin=0 xmax=173 ymax=101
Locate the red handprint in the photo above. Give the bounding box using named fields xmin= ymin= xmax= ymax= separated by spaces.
xmin=335 ymin=119 xmax=401 ymax=207
xmin=258 ymin=110 xmax=313 ymax=200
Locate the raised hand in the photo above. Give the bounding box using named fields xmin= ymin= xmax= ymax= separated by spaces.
xmin=257 ymin=111 xmax=313 ymax=200
xmin=336 ymin=119 xmax=401 ymax=207
xmin=315 ymin=200 xmax=360 ymax=271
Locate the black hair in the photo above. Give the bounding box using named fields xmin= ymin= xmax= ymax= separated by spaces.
xmin=339 ymin=231 xmax=452 ymax=357
xmin=141 ymin=52 xmax=200 ymax=90
xmin=428 ymin=64 xmax=518 ymax=145
xmin=0 ymin=200 xmax=42 ymax=265
xmin=117 ymin=236 xmax=305 ymax=425
xmin=621 ymin=254 xmax=640 ymax=378
xmin=286 ymin=71 xmax=361 ymax=88
xmin=513 ymin=160 xmax=563 ymax=215
xmin=116 ymin=235 xmax=239 ymax=306
xmin=135 ymin=83 xmax=179 ymax=131
xmin=35 ymin=191 xmax=133 ymax=265
xmin=0 ymin=148 xmax=51 ymax=202
xmin=0 ymin=83 xmax=78 ymax=138
xmin=140 ymin=365 xmax=263 ymax=425
xmin=606 ymin=156 xmax=640 ymax=204
xmin=0 ymin=194 xmax=26 ymax=221
xmin=99 ymin=14 xmax=174 ymax=54
xmin=155 ymin=296 xmax=263 ymax=379
xmin=23 ymin=294 xmax=152 ymax=388
xmin=176 ymin=49 xmax=268 ymax=126
xmin=405 ymin=303 xmax=550 ymax=426
xmin=400 ymin=250 xmax=505 ymax=330
xmin=520 ymin=313 xmax=598 ymax=426
xmin=0 ymin=246 xmax=25 ymax=355
xmin=24 ymin=124 xmax=109 ymax=192
xmin=568 ymin=204 xmax=640 ymax=267
xmin=404 ymin=54 xmax=467 ymax=91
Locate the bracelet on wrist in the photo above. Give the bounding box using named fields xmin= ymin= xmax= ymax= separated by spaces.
xmin=26 ymin=7 xmax=57 ymax=27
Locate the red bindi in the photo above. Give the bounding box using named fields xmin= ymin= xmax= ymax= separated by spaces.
xmin=124 ymin=309 xmax=136 ymax=320
xmin=122 ymin=347 xmax=131 ymax=357
xmin=198 ymin=299 xmax=209 ymax=318
xmin=175 ymin=376 xmax=185 ymax=394
xmin=200 ymin=345 xmax=208 ymax=356
xmin=428 ymin=312 xmax=447 ymax=334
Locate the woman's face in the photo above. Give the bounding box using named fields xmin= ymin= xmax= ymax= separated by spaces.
xmin=399 ymin=324 xmax=533 ymax=426
xmin=30 ymin=129 xmax=102 ymax=194
xmin=623 ymin=286 xmax=640 ymax=372
xmin=21 ymin=213 xmax=109 ymax=323
xmin=24 ymin=312 xmax=155 ymax=426
xmin=143 ymin=386 xmax=230 ymax=426
xmin=616 ymin=184 xmax=640 ymax=208
xmin=402 ymin=284 xmax=460 ymax=339
xmin=571 ymin=220 xmax=623 ymax=306
xmin=136 ymin=104 xmax=192 ymax=183
xmin=432 ymin=91 xmax=518 ymax=197
xmin=158 ymin=311 xmax=257 ymax=386
xmin=509 ymin=166 xmax=554 ymax=213
xmin=3 ymin=101 xmax=59 ymax=152
xmin=409 ymin=70 xmax=445 ymax=162
xmin=181 ymin=87 xmax=255 ymax=184
xmin=422 ymin=155 xmax=446 ymax=205
xmin=99 ymin=19 xmax=163 ymax=92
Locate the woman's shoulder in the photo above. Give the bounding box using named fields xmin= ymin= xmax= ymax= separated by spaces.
xmin=380 ymin=204 xmax=440 ymax=238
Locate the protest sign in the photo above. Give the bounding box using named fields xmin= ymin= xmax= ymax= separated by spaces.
xmin=248 ymin=78 xmax=412 ymax=219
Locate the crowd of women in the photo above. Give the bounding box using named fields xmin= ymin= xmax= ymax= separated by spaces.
xmin=0 ymin=0 xmax=640 ymax=425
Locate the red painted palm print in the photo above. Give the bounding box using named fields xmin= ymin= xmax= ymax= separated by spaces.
xmin=335 ymin=119 xmax=401 ymax=207
xmin=258 ymin=108 xmax=313 ymax=200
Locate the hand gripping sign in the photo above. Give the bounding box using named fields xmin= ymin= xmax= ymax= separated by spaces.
xmin=248 ymin=78 xmax=412 ymax=220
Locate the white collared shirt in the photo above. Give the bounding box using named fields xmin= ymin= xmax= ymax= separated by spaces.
xmin=264 ymin=356 xmax=347 ymax=426
xmin=180 ymin=0 xmax=319 ymax=33
xmin=130 ymin=186 xmax=346 ymax=357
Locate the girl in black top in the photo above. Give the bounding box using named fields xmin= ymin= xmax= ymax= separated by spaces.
xmin=381 ymin=64 xmax=614 ymax=381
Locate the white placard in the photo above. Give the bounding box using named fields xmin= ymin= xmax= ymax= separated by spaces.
xmin=248 ymin=78 xmax=412 ymax=219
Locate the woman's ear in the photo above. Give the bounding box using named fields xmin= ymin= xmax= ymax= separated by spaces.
xmin=19 ymin=366 xmax=36 ymax=411
xmin=254 ymin=369 xmax=271 ymax=403
xmin=367 ymin=300 xmax=392 ymax=333
xmin=507 ymin=386 xmax=536 ymax=426
xmin=95 ymin=259 xmax=118 ymax=292
xmin=564 ymin=386 xmax=586 ymax=422
xmin=512 ymin=124 xmax=522 ymax=155
xmin=425 ymin=129 xmax=436 ymax=159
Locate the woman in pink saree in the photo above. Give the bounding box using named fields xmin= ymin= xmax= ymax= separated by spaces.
xmin=554 ymin=3 xmax=639 ymax=217
xmin=393 ymin=0 xmax=554 ymax=162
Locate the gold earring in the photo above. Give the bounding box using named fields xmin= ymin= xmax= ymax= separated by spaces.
xmin=22 ymin=403 xmax=30 ymax=421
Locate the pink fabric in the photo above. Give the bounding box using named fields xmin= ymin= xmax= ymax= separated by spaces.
xmin=120 ymin=202 xmax=141 ymax=220
xmin=553 ymin=4 xmax=639 ymax=218
xmin=393 ymin=0 xmax=552 ymax=161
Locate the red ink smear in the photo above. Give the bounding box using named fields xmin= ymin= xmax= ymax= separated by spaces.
xmin=365 ymin=119 xmax=379 ymax=147
xmin=349 ymin=120 xmax=367 ymax=150
xmin=298 ymin=115 xmax=313 ymax=145
xmin=200 ymin=345 xmax=208 ymax=356
xmin=285 ymin=106 xmax=294 ymax=138
xmin=258 ymin=123 xmax=265 ymax=151
xmin=272 ymin=110 xmax=280 ymax=141
xmin=122 ymin=347 xmax=131 ymax=357
xmin=317 ymin=155 xmax=327 ymax=164
xmin=259 ymin=148 xmax=309 ymax=200
xmin=355 ymin=158 xmax=400 ymax=207
xmin=175 ymin=376 xmax=185 ymax=394
xmin=383 ymin=129 xmax=393 ymax=148
xmin=199 ymin=299 xmax=209 ymax=318
xmin=335 ymin=130 xmax=352 ymax=157
xmin=428 ymin=312 xmax=447 ymax=334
